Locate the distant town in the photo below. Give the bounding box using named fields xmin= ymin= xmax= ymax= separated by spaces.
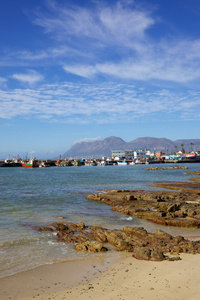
xmin=1 ymin=147 xmax=200 ymax=167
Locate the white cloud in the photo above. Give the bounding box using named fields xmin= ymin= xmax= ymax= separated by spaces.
xmin=72 ymin=137 xmax=102 ymax=145
xmin=34 ymin=1 xmax=154 ymax=44
xmin=98 ymin=2 xmax=154 ymax=42
xmin=29 ymin=150 xmax=36 ymax=155
xmin=63 ymin=64 xmax=97 ymax=78
xmin=12 ymin=70 xmax=44 ymax=86
xmin=0 ymin=82 xmax=199 ymax=123
xmin=32 ymin=1 xmax=200 ymax=83
xmin=1 ymin=1 xmax=200 ymax=85
xmin=0 ymin=77 xmax=7 ymax=87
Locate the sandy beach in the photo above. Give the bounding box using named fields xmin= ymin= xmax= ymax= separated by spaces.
xmin=1 ymin=251 xmax=200 ymax=300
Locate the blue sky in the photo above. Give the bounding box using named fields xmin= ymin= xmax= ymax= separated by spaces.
xmin=0 ymin=0 xmax=200 ymax=158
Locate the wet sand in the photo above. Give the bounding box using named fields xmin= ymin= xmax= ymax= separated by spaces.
xmin=0 ymin=252 xmax=122 ymax=300
xmin=1 ymin=252 xmax=200 ymax=300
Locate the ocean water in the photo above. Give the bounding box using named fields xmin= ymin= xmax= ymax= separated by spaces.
xmin=0 ymin=163 xmax=200 ymax=278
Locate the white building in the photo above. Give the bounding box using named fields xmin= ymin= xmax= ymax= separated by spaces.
xmin=111 ymin=150 xmax=134 ymax=160
xmin=111 ymin=149 xmax=149 ymax=160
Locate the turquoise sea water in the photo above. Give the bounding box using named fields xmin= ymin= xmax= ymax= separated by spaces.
xmin=1 ymin=163 xmax=200 ymax=278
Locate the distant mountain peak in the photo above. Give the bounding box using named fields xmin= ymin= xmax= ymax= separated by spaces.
xmin=63 ymin=136 xmax=200 ymax=158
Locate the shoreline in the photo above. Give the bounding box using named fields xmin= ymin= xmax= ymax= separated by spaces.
xmin=2 ymin=252 xmax=200 ymax=300
xmin=1 ymin=168 xmax=200 ymax=300
xmin=1 ymin=234 xmax=200 ymax=300
xmin=2 ymin=223 xmax=200 ymax=300
xmin=0 ymin=251 xmax=123 ymax=300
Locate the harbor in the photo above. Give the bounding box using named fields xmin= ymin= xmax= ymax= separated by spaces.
xmin=1 ymin=153 xmax=200 ymax=168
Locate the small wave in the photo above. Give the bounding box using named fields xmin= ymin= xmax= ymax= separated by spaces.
xmin=120 ymin=216 xmax=133 ymax=221
xmin=19 ymin=193 xmax=40 ymax=197
xmin=0 ymin=238 xmax=38 ymax=248
xmin=47 ymin=241 xmax=58 ymax=245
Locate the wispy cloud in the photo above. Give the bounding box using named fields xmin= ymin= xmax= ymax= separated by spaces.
xmin=29 ymin=1 xmax=200 ymax=84
xmin=72 ymin=137 xmax=102 ymax=145
xmin=34 ymin=0 xmax=154 ymax=43
xmin=0 ymin=82 xmax=199 ymax=123
xmin=0 ymin=77 xmax=7 ymax=88
xmin=1 ymin=1 xmax=200 ymax=85
xmin=12 ymin=70 xmax=44 ymax=86
xmin=63 ymin=64 xmax=97 ymax=79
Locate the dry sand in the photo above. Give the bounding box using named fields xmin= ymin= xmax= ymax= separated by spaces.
xmin=1 ymin=252 xmax=200 ymax=300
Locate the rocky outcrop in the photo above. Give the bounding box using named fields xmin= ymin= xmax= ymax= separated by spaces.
xmin=146 ymin=166 xmax=188 ymax=171
xmin=188 ymin=171 xmax=200 ymax=175
xmin=33 ymin=221 xmax=200 ymax=261
xmin=86 ymin=190 xmax=200 ymax=227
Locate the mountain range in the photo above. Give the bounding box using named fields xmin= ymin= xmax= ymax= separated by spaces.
xmin=63 ymin=136 xmax=200 ymax=158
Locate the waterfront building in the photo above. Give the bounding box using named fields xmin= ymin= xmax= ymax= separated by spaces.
xmin=133 ymin=149 xmax=147 ymax=159
xmin=111 ymin=150 xmax=134 ymax=161
xmin=111 ymin=149 xmax=150 ymax=161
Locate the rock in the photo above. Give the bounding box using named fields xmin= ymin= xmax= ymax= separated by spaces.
xmin=174 ymin=211 xmax=186 ymax=218
xmin=187 ymin=209 xmax=196 ymax=217
xmin=167 ymin=203 xmax=181 ymax=212
xmin=89 ymin=226 xmax=107 ymax=243
xmin=154 ymin=230 xmax=172 ymax=240
xmin=132 ymin=247 xmax=151 ymax=260
xmin=76 ymin=222 xmax=86 ymax=230
xmin=132 ymin=247 xmax=166 ymax=261
xmin=123 ymin=226 xmax=147 ymax=237
xmin=150 ymin=249 xmax=166 ymax=261
xmin=32 ymin=226 xmax=54 ymax=232
xmin=52 ymin=223 xmax=68 ymax=231
xmin=31 ymin=220 xmax=200 ymax=261
xmin=170 ymin=246 xmax=183 ymax=255
xmin=86 ymin=190 xmax=200 ymax=228
xmin=105 ymin=230 xmax=121 ymax=245
xmin=74 ymin=241 xmax=108 ymax=252
xmin=74 ymin=243 xmax=88 ymax=251
xmin=114 ymin=238 xmax=133 ymax=251
xmin=165 ymin=218 xmax=200 ymax=227
xmin=174 ymin=236 xmax=184 ymax=244
xmin=124 ymin=195 xmax=137 ymax=201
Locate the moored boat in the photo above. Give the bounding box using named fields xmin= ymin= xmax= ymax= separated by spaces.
xmin=117 ymin=160 xmax=128 ymax=165
xmin=39 ymin=161 xmax=50 ymax=167
xmin=56 ymin=159 xmax=61 ymax=166
xmin=21 ymin=159 xmax=38 ymax=168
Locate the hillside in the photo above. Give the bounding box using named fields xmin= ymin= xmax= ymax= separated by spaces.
xmin=63 ymin=136 xmax=200 ymax=158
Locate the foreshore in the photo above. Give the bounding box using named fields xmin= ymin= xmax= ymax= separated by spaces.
xmin=1 ymin=251 xmax=200 ymax=300
xmin=1 ymin=169 xmax=200 ymax=300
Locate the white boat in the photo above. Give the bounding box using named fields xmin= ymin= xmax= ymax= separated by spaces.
xmin=117 ymin=160 xmax=128 ymax=165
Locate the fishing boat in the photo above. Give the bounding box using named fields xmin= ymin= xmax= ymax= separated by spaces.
xmin=117 ymin=160 xmax=128 ymax=165
xmin=21 ymin=159 xmax=38 ymax=168
xmin=56 ymin=159 xmax=61 ymax=166
xmin=129 ymin=161 xmax=136 ymax=165
xmin=39 ymin=161 xmax=50 ymax=167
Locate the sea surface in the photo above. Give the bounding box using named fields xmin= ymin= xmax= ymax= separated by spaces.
xmin=1 ymin=163 xmax=200 ymax=278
